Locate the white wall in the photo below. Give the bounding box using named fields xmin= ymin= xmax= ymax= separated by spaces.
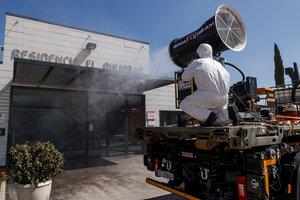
xmin=0 ymin=13 xmax=150 ymax=166
xmin=1 ymin=14 xmax=149 ymax=91
xmin=144 ymin=84 xmax=180 ymax=127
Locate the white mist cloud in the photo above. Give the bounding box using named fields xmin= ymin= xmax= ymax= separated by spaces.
xmin=150 ymin=46 xmax=177 ymax=77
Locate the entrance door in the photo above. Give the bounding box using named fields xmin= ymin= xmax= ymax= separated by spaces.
xmin=106 ymin=94 xmax=145 ymax=156
xmin=127 ymin=95 xmax=145 ymax=154
xmin=9 ymin=87 xmax=145 ymax=159
xmin=9 ymin=87 xmax=94 ymax=160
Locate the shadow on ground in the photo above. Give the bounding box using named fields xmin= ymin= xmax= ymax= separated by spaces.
xmin=145 ymin=194 xmax=186 ymax=200
xmin=63 ymin=158 xmax=117 ymax=170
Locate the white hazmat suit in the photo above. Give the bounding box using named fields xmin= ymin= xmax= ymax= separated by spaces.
xmin=179 ymin=43 xmax=230 ymax=125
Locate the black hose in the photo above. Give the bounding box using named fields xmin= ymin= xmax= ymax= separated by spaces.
xmin=225 ymin=62 xmax=245 ymax=81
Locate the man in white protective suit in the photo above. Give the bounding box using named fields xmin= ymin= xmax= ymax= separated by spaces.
xmin=179 ymin=43 xmax=230 ymax=126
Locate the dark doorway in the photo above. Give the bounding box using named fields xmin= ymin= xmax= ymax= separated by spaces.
xmin=9 ymin=86 xmax=145 ymax=160
xmin=159 ymin=111 xmax=183 ymax=126
xmin=105 ymin=94 xmax=145 ymax=156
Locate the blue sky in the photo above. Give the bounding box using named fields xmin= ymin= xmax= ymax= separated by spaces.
xmin=0 ymin=0 xmax=300 ymax=87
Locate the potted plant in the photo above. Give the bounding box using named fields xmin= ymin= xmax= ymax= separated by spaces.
xmin=0 ymin=170 xmax=7 ymax=200
xmin=9 ymin=141 xmax=64 ymax=200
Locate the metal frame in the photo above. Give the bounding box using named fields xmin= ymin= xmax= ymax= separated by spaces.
xmin=65 ymin=70 xmax=86 ymax=86
xmin=174 ymin=71 xmax=178 ymax=109
xmin=139 ymin=124 xmax=300 ymax=150
xmin=263 ymin=159 xmax=277 ymax=199
xmin=174 ymin=71 xmax=195 ymax=109
xmin=40 ymin=66 xmax=54 ymax=84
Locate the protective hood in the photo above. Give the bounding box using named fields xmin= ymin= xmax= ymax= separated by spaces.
xmin=197 ymin=43 xmax=213 ymax=58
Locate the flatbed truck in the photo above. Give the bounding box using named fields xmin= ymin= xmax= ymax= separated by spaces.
xmin=137 ymin=4 xmax=300 ymax=199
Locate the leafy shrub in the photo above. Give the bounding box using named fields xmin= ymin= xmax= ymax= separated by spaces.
xmin=9 ymin=141 xmax=64 ymax=186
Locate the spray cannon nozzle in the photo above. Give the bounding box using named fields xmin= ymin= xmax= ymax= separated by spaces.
xmin=169 ymin=4 xmax=247 ymax=68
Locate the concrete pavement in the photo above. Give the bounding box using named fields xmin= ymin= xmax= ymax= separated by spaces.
xmin=6 ymin=155 xmax=186 ymax=200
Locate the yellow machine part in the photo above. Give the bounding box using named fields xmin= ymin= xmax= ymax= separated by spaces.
xmin=174 ymin=71 xmax=195 ymax=109
xmin=146 ymin=178 xmax=201 ymax=200
xmin=257 ymin=87 xmax=274 ymax=95
xmin=263 ymin=159 xmax=277 ymax=199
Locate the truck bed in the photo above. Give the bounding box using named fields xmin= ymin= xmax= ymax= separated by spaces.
xmin=137 ymin=122 xmax=300 ymax=150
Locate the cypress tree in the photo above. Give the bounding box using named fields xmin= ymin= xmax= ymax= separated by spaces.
xmin=274 ymin=43 xmax=285 ymax=87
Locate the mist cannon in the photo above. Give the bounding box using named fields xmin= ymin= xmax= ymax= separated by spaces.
xmin=169 ymin=4 xmax=247 ymax=68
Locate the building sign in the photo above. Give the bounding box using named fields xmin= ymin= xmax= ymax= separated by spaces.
xmin=102 ymin=62 xmax=143 ymax=73
xmin=146 ymin=111 xmax=155 ymax=127
xmin=11 ymin=49 xmax=143 ymax=73
xmin=11 ymin=49 xmax=95 ymax=67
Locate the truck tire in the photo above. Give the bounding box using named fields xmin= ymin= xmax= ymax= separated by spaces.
xmin=292 ymin=152 xmax=300 ymax=200
xmin=296 ymin=165 xmax=300 ymax=200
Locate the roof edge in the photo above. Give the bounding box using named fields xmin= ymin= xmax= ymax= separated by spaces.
xmin=13 ymin=58 xmax=173 ymax=81
xmin=12 ymin=58 xmax=173 ymax=93
xmin=6 ymin=12 xmax=149 ymax=45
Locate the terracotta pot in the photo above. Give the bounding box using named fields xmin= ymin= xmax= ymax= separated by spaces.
xmin=0 ymin=181 xmax=5 ymax=200
xmin=16 ymin=180 xmax=52 ymax=200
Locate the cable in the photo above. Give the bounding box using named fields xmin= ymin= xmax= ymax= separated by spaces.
xmin=230 ymin=88 xmax=247 ymax=108
xmin=225 ymin=62 xmax=245 ymax=81
xmin=269 ymin=160 xmax=281 ymax=191
xmin=224 ymin=62 xmax=265 ymax=121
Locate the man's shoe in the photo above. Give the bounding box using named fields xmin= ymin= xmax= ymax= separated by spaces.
xmin=177 ymin=113 xmax=192 ymax=127
xmin=200 ymin=112 xmax=217 ymax=127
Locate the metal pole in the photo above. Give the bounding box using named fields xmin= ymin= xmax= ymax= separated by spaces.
xmin=106 ymin=128 xmax=109 ymax=157
xmin=125 ymin=110 xmax=128 ymax=155
xmin=84 ymin=92 xmax=89 ymax=158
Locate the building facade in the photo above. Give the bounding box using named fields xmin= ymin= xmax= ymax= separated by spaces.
xmin=144 ymin=84 xmax=180 ymax=127
xmin=0 ymin=13 xmax=178 ymax=166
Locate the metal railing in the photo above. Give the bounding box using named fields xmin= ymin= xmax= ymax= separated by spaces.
xmin=272 ymin=84 xmax=300 ymax=115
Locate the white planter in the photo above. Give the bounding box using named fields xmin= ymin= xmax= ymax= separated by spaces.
xmin=16 ymin=180 xmax=52 ymax=200
xmin=0 ymin=181 xmax=5 ymax=200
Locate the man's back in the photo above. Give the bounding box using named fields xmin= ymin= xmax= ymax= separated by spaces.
xmin=194 ymin=58 xmax=230 ymax=96
xmin=180 ymin=43 xmax=231 ymax=125
xmin=182 ymin=58 xmax=230 ymax=96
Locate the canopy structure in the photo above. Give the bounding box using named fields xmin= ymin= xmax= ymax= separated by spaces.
xmin=12 ymin=58 xmax=173 ymax=94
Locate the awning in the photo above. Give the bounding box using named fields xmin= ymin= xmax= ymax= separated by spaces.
xmin=12 ymin=58 xmax=173 ymax=94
